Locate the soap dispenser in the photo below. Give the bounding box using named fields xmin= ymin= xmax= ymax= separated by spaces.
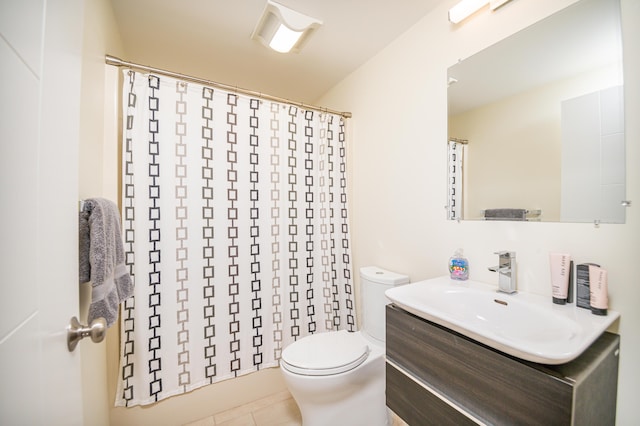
xmin=449 ymin=248 xmax=469 ymax=281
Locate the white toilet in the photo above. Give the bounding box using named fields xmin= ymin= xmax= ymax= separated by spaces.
xmin=280 ymin=266 xmax=410 ymax=426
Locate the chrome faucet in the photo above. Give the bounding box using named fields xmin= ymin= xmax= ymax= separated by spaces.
xmin=488 ymin=251 xmax=517 ymax=294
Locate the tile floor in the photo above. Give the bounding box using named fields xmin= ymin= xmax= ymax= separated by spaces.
xmin=183 ymin=390 xmax=409 ymax=426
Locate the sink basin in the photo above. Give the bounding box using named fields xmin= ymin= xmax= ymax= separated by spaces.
xmin=385 ymin=276 xmax=619 ymax=364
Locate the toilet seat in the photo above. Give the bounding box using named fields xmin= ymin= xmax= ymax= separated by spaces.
xmin=280 ymin=330 xmax=370 ymax=376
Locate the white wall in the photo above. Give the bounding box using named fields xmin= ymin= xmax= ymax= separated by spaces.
xmin=78 ymin=0 xmax=125 ymax=423
xmin=318 ymin=0 xmax=640 ymax=424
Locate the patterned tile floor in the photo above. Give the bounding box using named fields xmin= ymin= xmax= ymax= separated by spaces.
xmin=183 ymin=390 xmax=409 ymax=426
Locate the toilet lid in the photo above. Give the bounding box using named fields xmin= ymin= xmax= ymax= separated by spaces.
xmin=280 ymin=330 xmax=370 ymax=376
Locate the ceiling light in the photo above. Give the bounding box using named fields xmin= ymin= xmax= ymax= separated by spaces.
xmin=449 ymin=0 xmax=515 ymax=23
xmin=449 ymin=0 xmax=489 ymax=24
xmin=489 ymin=0 xmax=512 ymax=10
xmin=251 ymin=0 xmax=322 ymax=54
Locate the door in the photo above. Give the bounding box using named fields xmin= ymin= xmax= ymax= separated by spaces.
xmin=0 ymin=0 xmax=85 ymax=424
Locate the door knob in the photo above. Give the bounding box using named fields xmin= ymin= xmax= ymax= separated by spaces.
xmin=67 ymin=316 xmax=106 ymax=352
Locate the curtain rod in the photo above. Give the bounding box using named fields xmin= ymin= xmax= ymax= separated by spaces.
xmin=105 ymin=55 xmax=352 ymax=119
xmin=449 ymin=138 xmax=468 ymax=144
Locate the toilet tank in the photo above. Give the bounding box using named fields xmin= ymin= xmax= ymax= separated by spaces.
xmin=360 ymin=266 xmax=410 ymax=343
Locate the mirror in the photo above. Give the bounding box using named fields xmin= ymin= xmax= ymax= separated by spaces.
xmin=447 ymin=0 xmax=625 ymax=223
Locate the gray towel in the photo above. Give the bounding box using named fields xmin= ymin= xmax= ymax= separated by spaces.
xmin=79 ymin=198 xmax=133 ymax=328
xmin=483 ymin=208 xmax=527 ymax=221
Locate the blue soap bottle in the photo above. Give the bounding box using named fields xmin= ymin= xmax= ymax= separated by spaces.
xmin=449 ymin=248 xmax=469 ymax=281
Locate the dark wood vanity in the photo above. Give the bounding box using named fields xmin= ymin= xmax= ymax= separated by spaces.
xmin=385 ymin=304 xmax=620 ymax=425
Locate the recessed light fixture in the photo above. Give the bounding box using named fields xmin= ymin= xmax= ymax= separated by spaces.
xmin=489 ymin=0 xmax=512 ymax=10
xmin=448 ymin=0 xmax=513 ymax=24
xmin=449 ymin=0 xmax=489 ymax=24
xmin=251 ymin=0 xmax=322 ymax=54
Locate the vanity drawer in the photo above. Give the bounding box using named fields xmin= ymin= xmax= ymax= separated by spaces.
xmin=386 ymin=304 xmax=619 ymax=425
xmin=387 ymin=361 xmax=477 ymax=426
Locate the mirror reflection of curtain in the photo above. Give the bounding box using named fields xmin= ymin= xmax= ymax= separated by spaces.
xmin=116 ymin=70 xmax=356 ymax=406
xmin=447 ymin=140 xmax=465 ymax=220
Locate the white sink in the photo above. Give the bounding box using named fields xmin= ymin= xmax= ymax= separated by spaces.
xmin=385 ymin=276 xmax=620 ymax=364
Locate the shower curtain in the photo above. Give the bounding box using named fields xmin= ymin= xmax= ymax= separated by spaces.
xmin=447 ymin=140 xmax=464 ymax=220
xmin=116 ymin=70 xmax=355 ymax=407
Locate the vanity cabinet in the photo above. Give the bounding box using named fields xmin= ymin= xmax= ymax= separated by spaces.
xmin=385 ymin=304 xmax=620 ymax=425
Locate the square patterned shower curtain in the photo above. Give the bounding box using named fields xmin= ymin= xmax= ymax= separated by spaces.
xmin=115 ymin=70 xmax=356 ymax=407
xmin=447 ymin=140 xmax=464 ymax=221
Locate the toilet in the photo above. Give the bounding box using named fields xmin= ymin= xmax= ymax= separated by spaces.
xmin=280 ymin=266 xmax=410 ymax=426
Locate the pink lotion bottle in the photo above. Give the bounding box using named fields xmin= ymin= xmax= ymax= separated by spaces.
xmin=589 ymin=265 xmax=609 ymax=316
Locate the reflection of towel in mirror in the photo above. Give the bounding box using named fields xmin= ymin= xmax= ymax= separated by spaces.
xmin=484 ymin=208 xmax=527 ymax=221
xmin=79 ymin=198 xmax=133 ymax=328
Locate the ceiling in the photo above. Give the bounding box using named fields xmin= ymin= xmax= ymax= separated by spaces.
xmin=109 ymin=0 xmax=446 ymax=105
